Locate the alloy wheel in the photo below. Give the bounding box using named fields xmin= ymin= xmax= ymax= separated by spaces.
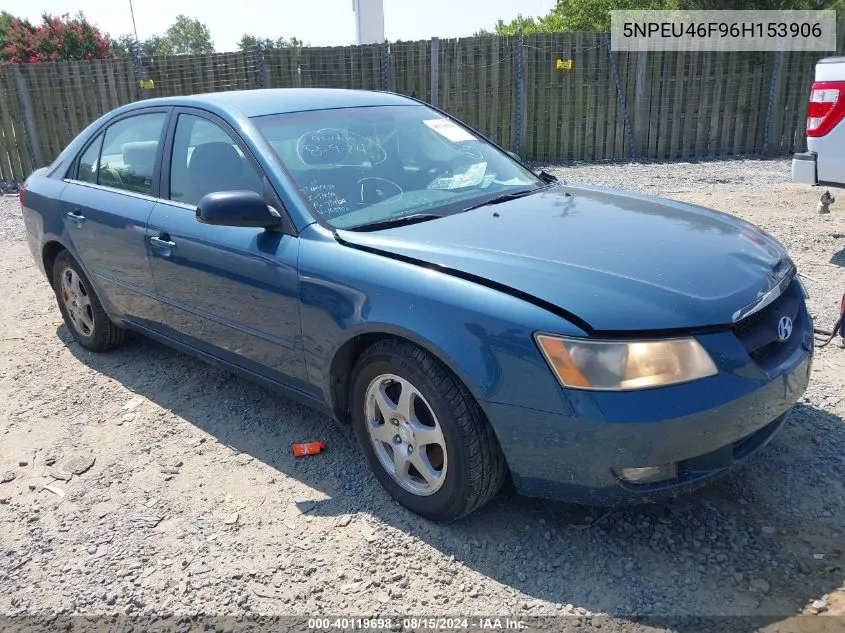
xmin=60 ymin=266 xmax=94 ymax=337
xmin=364 ymin=373 xmax=448 ymax=496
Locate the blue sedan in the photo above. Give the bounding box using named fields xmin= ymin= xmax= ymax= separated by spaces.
xmin=20 ymin=89 xmax=812 ymax=521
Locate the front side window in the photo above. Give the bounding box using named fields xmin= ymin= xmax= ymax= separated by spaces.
xmin=169 ymin=114 xmax=264 ymax=207
xmin=98 ymin=112 xmax=167 ymax=195
xmin=76 ymin=133 xmax=103 ymax=183
xmin=251 ymin=105 xmax=540 ymax=229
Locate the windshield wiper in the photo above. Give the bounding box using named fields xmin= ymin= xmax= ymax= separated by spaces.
xmin=460 ymin=185 xmax=550 ymax=213
xmin=348 ymin=213 xmax=444 ymax=232
xmin=538 ymin=170 xmax=560 ymax=184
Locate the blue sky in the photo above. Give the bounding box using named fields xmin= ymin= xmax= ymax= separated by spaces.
xmin=5 ymin=0 xmax=557 ymax=52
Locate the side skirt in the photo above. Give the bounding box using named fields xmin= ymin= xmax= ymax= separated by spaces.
xmin=123 ymin=320 xmax=335 ymax=419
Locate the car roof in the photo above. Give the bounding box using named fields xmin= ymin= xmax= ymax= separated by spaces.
xmin=123 ymin=88 xmax=419 ymax=118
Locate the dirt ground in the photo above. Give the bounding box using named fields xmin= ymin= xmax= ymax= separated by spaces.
xmin=1 ymin=157 xmax=844 ymax=632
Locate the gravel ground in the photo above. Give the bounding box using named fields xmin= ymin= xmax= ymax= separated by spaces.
xmin=1 ymin=158 xmax=844 ymax=632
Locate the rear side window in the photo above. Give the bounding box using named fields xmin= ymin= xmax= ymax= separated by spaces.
xmin=169 ymin=114 xmax=263 ymax=207
xmin=98 ymin=113 xmax=167 ymax=196
xmin=76 ymin=133 xmax=103 ymax=183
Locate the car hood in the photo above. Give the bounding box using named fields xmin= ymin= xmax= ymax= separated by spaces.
xmin=335 ymin=184 xmax=793 ymax=332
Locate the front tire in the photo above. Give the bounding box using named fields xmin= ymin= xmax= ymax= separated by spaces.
xmin=52 ymin=250 xmax=125 ymax=352
xmin=351 ymin=339 xmax=506 ymax=522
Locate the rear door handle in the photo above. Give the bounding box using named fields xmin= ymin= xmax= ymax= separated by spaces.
xmin=66 ymin=209 xmax=85 ymax=224
xmin=150 ymin=236 xmax=176 ymax=250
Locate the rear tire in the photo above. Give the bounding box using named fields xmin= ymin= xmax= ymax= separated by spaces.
xmin=351 ymin=339 xmax=506 ymax=522
xmin=52 ymin=250 xmax=125 ymax=352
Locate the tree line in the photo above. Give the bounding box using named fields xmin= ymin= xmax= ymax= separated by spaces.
xmin=0 ymin=11 xmax=301 ymax=64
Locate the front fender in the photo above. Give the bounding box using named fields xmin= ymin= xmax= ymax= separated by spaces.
xmin=298 ymin=225 xmax=582 ymax=417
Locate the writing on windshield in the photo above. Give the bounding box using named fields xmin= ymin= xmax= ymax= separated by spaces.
xmin=252 ymin=105 xmax=539 ymax=227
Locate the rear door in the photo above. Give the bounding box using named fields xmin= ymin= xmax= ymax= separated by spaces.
xmin=146 ymin=108 xmax=307 ymax=388
xmin=60 ymin=109 xmax=170 ymax=326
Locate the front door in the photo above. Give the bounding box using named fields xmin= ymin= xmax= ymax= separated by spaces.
xmin=59 ymin=110 xmax=170 ymax=327
xmin=146 ymin=110 xmax=307 ymax=388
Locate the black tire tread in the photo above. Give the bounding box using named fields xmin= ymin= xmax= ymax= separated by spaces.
xmin=353 ymin=338 xmax=507 ymax=521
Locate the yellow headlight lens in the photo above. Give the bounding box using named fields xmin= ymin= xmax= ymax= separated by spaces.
xmin=535 ymin=334 xmax=718 ymax=391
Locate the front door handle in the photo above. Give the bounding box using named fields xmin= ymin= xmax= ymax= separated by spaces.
xmin=150 ymin=235 xmax=176 ymax=258
xmin=66 ymin=209 xmax=85 ymax=225
xmin=150 ymin=236 xmax=176 ymax=250
xmin=150 ymin=236 xmax=176 ymax=248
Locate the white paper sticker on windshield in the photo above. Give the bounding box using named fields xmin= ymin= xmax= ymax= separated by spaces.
xmin=428 ymin=162 xmax=488 ymax=190
xmin=479 ymin=174 xmax=496 ymax=188
xmin=423 ymin=119 xmax=476 ymax=143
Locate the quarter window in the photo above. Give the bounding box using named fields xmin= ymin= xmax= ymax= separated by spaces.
xmin=98 ymin=113 xmax=167 ymax=196
xmin=76 ymin=133 xmax=103 ymax=183
xmin=169 ymin=114 xmax=264 ymax=207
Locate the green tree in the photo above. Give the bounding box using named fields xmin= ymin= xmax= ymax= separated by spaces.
xmin=673 ymin=0 xmax=839 ymax=7
xmin=482 ymin=0 xmax=842 ymax=34
xmin=484 ymin=0 xmax=671 ymax=34
xmin=112 ymin=15 xmax=215 ymax=58
xmin=162 ymin=15 xmax=214 ymax=54
xmin=139 ymin=34 xmax=177 ymax=56
xmin=111 ymin=33 xmax=138 ymax=57
xmin=237 ymin=33 xmax=303 ymax=51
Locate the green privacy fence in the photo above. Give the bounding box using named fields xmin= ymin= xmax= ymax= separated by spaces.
xmin=1 ymin=22 xmax=844 ymax=181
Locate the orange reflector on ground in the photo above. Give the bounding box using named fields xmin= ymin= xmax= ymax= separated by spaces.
xmin=291 ymin=440 xmax=327 ymax=457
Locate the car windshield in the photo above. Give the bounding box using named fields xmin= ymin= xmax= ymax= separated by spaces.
xmin=251 ymin=105 xmax=542 ymax=229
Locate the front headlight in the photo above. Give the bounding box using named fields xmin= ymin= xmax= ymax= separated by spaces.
xmin=535 ymin=334 xmax=718 ymax=391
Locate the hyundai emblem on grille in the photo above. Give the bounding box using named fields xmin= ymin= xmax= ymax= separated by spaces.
xmin=777 ymin=316 xmax=793 ymax=342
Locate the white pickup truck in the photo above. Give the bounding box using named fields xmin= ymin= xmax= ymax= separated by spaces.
xmin=792 ymin=56 xmax=845 ymax=189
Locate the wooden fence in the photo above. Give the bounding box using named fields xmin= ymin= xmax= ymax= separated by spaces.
xmin=1 ymin=27 xmax=844 ymax=181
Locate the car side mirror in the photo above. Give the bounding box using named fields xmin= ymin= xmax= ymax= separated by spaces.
xmin=196 ymin=191 xmax=281 ymax=229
